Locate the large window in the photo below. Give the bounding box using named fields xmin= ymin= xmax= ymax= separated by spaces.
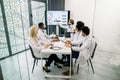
xmin=0 ymin=0 xmax=46 ymax=59
xmin=3 ymin=0 xmax=29 ymax=54
xmin=31 ymin=1 xmax=46 ymax=25
xmin=0 ymin=4 xmax=9 ymax=58
xmin=0 ymin=0 xmax=47 ymax=80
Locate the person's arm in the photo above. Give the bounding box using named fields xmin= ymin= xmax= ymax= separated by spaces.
xmin=43 ymin=30 xmax=51 ymax=39
xmin=71 ymin=40 xmax=82 ymax=46
xmin=58 ymin=24 xmax=68 ymax=29
xmin=38 ymin=39 xmax=52 ymax=48
xmin=30 ymin=39 xmax=51 ymax=51
xmin=29 ymin=39 xmax=44 ymax=52
xmin=72 ymin=38 xmax=92 ymax=52
xmin=38 ymin=29 xmax=49 ymax=42
xmin=44 ymin=42 xmax=52 ymax=48
xmin=71 ymin=25 xmax=76 ymax=33
xmin=38 ymin=40 xmax=47 ymax=45
xmin=71 ymin=33 xmax=83 ymax=46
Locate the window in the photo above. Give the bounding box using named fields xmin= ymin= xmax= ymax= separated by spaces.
xmin=0 ymin=4 xmax=9 ymax=58
xmin=3 ymin=0 xmax=29 ymax=54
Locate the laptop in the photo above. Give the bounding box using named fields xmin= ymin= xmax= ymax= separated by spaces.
xmin=64 ymin=32 xmax=71 ymax=38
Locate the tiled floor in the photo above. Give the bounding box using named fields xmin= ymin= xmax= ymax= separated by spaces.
xmin=0 ymin=48 xmax=120 ymax=80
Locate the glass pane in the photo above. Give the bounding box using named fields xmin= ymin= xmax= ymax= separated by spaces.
xmin=0 ymin=52 xmax=30 ymax=80
xmin=3 ymin=0 xmax=29 ymax=54
xmin=1 ymin=0 xmax=30 ymax=80
xmin=0 ymin=56 xmax=21 ymax=80
xmin=0 ymin=4 xmax=9 ymax=58
xmin=19 ymin=0 xmax=30 ymax=49
xmin=31 ymin=1 xmax=45 ymax=25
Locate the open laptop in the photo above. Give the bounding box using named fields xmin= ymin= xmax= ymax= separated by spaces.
xmin=64 ymin=32 xmax=71 ymax=38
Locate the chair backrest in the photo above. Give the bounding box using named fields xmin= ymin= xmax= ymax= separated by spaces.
xmin=29 ymin=45 xmax=36 ymax=59
xmin=29 ymin=45 xmax=48 ymax=60
xmin=91 ymin=42 xmax=97 ymax=59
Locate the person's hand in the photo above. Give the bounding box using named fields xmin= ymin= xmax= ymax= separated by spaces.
xmin=65 ymin=41 xmax=71 ymax=48
xmin=45 ymin=42 xmax=52 ymax=48
xmin=65 ymin=43 xmax=71 ymax=48
xmin=64 ymin=41 xmax=68 ymax=44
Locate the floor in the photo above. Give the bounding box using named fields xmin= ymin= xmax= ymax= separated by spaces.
xmin=0 ymin=47 xmax=120 ymax=80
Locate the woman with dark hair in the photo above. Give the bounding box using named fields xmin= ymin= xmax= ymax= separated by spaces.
xmin=71 ymin=21 xmax=85 ymax=46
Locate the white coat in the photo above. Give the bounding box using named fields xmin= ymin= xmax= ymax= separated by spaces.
xmin=60 ymin=25 xmax=75 ymax=32
xmin=29 ymin=38 xmax=49 ymax=58
xmin=60 ymin=24 xmax=75 ymax=38
xmin=37 ymin=29 xmax=50 ymax=42
xmin=72 ymin=36 xmax=95 ymax=62
xmin=71 ymin=31 xmax=84 ymax=46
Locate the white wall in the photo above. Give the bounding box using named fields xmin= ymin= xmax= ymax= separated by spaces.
xmin=94 ymin=0 xmax=120 ymax=52
xmin=65 ymin=0 xmax=120 ymax=52
xmin=65 ymin=0 xmax=96 ymax=34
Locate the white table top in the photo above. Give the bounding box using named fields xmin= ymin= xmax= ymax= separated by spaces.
xmin=40 ymin=40 xmax=72 ymax=78
xmin=41 ymin=41 xmax=71 ymax=55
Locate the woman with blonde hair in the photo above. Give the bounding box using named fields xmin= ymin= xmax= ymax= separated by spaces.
xmin=29 ymin=25 xmax=62 ymax=73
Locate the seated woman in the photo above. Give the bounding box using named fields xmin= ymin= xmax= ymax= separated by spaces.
xmin=29 ymin=25 xmax=62 ymax=73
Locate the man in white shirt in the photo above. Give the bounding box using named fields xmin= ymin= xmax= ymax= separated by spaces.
xmin=63 ymin=21 xmax=85 ymax=66
xmin=63 ymin=26 xmax=94 ymax=76
xmin=72 ymin=26 xmax=93 ymax=61
xmin=37 ymin=22 xmax=50 ymax=43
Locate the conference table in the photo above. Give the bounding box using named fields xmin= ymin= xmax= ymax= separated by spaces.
xmin=41 ymin=38 xmax=72 ymax=78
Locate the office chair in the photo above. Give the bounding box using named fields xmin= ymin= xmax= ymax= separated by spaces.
xmin=76 ymin=42 xmax=97 ymax=74
xmin=29 ymin=45 xmax=48 ymax=73
xmin=89 ymin=42 xmax=97 ymax=74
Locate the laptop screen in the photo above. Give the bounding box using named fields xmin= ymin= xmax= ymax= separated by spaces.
xmin=64 ymin=32 xmax=71 ymax=38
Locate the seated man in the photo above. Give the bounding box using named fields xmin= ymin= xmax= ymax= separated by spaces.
xmin=62 ymin=26 xmax=94 ymax=76
xmin=63 ymin=21 xmax=85 ymax=66
xmin=37 ymin=22 xmax=51 ymax=43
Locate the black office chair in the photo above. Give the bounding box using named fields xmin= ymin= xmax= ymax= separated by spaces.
xmin=76 ymin=42 xmax=97 ymax=74
xmin=89 ymin=42 xmax=97 ymax=74
xmin=29 ymin=45 xmax=48 ymax=73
